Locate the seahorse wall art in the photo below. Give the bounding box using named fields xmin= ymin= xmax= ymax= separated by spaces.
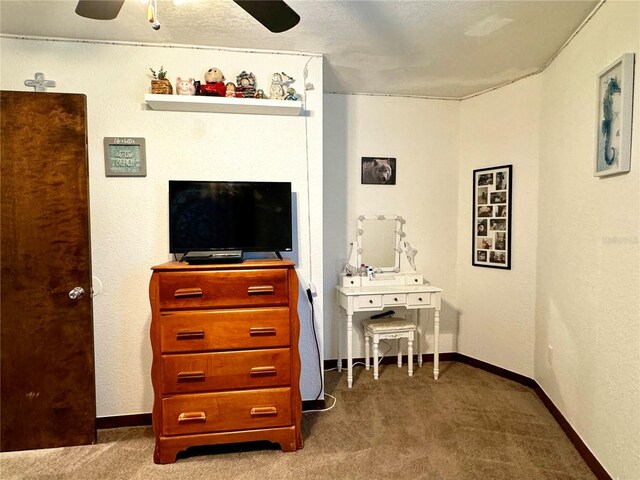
xmin=601 ymin=76 xmax=621 ymax=166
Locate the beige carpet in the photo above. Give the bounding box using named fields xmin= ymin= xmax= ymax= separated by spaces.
xmin=0 ymin=362 xmax=595 ymax=479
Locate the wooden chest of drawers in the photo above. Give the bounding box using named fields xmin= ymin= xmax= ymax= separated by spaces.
xmin=149 ymin=260 xmax=303 ymax=464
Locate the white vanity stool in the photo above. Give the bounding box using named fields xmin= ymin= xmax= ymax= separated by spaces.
xmin=363 ymin=318 xmax=417 ymax=380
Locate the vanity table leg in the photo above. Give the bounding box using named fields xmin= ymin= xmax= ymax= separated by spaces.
xmin=337 ymin=309 xmax=343 ymax=373
xmin=373 ymin=336 xmax=379 ymax=380
xmin=434 ymin=309 xmax=440 ymax=380
xmin=347 ymin=313 xmax=354 ymax=388
xmin=417 ymin=309 xmax=423 ymax=368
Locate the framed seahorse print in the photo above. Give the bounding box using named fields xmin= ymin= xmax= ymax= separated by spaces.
xmin=595 ymin=53 xmax=634 ymax=177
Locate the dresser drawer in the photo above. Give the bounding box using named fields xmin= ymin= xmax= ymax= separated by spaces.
xmin=356 ymin=295 xmax=382 ymax=309
xmin=162 ymin=348 xmax=291 ymax=394
xmin=162 ymin=387 xmax=292 ymax=436
xmin=160 ymin=307 xmax=291 ymax=353
xmin=407 ymin=292 xmax=431 ymax=307
xmin=382 ymin=293 xmax=406 ymax=305
xmin=158 ymin=269 xmax=289 ymax=310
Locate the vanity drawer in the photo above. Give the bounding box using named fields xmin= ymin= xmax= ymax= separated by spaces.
xmin=162 ymin=348 xmax=291 ymax=394
xmin=162 ymin=387 xmax=292 ymax=436
xmin=356 ymin=295 xmax=382 ymax=309
xmin=160 ymin=307 xmax=291 ymax=353
xmin=405 ymin=274 xmax=424 ymax=285
xmin=158 ymin=269 xmax=289 ymax=310
xmin=382 ymin=293 xmax=406 ymax=305
xmin=407 ymin=293 xmax=431 ymax=307
xmin=341 ymin=276 xmax=361 ymax=287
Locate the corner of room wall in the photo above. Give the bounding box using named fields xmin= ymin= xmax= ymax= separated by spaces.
xmin=323 ymin=93 xmax=461 ymax=361
xmin=456 ymin=75 xmax=542 ymax=378
xmin=534 ymin=1 xmax=640 ymax=477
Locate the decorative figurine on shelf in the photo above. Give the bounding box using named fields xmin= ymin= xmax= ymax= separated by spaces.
xmin=236 ymin=71 xmax=256 ymax=98
xmin=269 ymin=72 xmax=295 ymax=100
xmin=225 ymin=82 xmax=243 ymax=98
xmin=199 ymin=67 xmax=226 ymax=96
xmin=175 ymin=77 xmax=196 ymax=95
xmin=149 ymin=66 xmax=172 ymax=94
xmin=254 ymin=89 xmax=267 ymax=99
xmin=284 ymin=87 xmax=299 ymax=101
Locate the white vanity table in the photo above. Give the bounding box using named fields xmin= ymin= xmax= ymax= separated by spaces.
xmin=336 ymin=215 xmax=443 ymax=388
xmin=336 ymin=277 xmax=442 ymax=388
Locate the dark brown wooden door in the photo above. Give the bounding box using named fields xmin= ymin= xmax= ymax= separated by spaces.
xmin=1 ymin=91 xmax=96 ymax=451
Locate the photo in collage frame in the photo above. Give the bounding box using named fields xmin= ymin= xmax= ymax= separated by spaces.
xmin=472 ymin=165 xmax=512 ymax=269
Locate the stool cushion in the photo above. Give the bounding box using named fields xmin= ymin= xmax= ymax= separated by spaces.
xmin=363 ymin=318 xmax=416 ymax=332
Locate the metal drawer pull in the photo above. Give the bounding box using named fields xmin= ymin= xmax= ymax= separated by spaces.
xmin=250 ymin=406 xmax=278 ymax=417
xmin=176 ymin=329 xmax=205 ymax=340
xmin=177 ymin=371 xmax=205 ymax=382
xmin=369 ymin=299 xmax=373 ymax=304
xmin=418 ymin=297 xmax=423 ymax=302
xmin=249 ymin=327 xmax=276 ymax=336
xmin=174 ymin=287 xmax=203 ymax=298
xmin=178 ymin=411 xmax=206 ymax=423
xmin=250 ymin=366 xmax=277 ymax=377
xmin=247 ymin=285 xmax=275 ymax=295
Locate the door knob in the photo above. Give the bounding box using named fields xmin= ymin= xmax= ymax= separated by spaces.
xmin=69 ymin=287 xmax=85 ymax=300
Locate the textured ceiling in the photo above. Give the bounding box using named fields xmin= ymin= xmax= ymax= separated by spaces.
xmin=0 ymin=0 xmax=600 ymax=98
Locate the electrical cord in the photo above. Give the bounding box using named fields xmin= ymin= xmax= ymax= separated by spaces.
xmin=301 ymin=55 xmax=325 ymax=404
xmin=323 ymin=340 xmax=393 ymax=372
xmin=302 ymin=393 xmax=337 ymax=413
xmin=306 ymin=287 xmax=324 ymax=402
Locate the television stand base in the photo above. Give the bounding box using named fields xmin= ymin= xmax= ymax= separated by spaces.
xmin=183 ymin=251 xmax=243 ymax=264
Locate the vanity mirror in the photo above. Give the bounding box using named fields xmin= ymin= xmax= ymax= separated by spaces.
xmin=356 ymin=215 xmax=405 ymax=272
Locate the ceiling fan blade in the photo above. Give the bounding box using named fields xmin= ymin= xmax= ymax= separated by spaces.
xmin=75 ymin=0 xmax=125 ymax=20
xmin=233 ymin=0 xmax=300 ymax=33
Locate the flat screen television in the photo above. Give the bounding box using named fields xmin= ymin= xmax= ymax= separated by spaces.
xmin=169 ymin=180 xmax=292 ymax=261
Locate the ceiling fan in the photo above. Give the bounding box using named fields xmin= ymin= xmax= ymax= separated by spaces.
xmin=75 ymin=0 xmax=300 ymax=33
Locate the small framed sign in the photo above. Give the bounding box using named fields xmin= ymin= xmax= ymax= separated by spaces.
xmin=103 ymin=137 xmax=147 ymax=177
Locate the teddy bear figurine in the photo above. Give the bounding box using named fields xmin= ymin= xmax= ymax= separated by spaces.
xmin=199 ymin=67 xmax=226 ymax=96
xmin=175 ymin=77 xmax=196 ymax=95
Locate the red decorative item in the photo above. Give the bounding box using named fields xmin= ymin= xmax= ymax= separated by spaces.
xmin=199 ymin=67 xmax=226 ymax=97
xmin=199 ymin=82 xmax=226 ymax=96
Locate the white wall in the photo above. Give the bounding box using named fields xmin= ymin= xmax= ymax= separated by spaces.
xmin=535 ymin=1 xmax=640 ymax=477
xmin=0 ymin=37 xmax=324 ymax=414
xmin=456 ymin=76 xmax=541 ymax=377
xmin=3 ymin=3 xmax=638 ymax=473
xmin=324 ymin=94 xmax=460 ymax=361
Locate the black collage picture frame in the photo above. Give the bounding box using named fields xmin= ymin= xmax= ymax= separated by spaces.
xmin=472 ymin=165 xmax=512 ymax=269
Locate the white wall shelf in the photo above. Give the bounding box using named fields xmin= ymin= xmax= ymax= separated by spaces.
xmin=144 ymin=94 xmax=303 ymax=116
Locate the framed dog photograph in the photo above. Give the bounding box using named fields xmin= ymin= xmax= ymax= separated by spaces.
xmin=361 ymin=157 xmax=396 ymax=185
